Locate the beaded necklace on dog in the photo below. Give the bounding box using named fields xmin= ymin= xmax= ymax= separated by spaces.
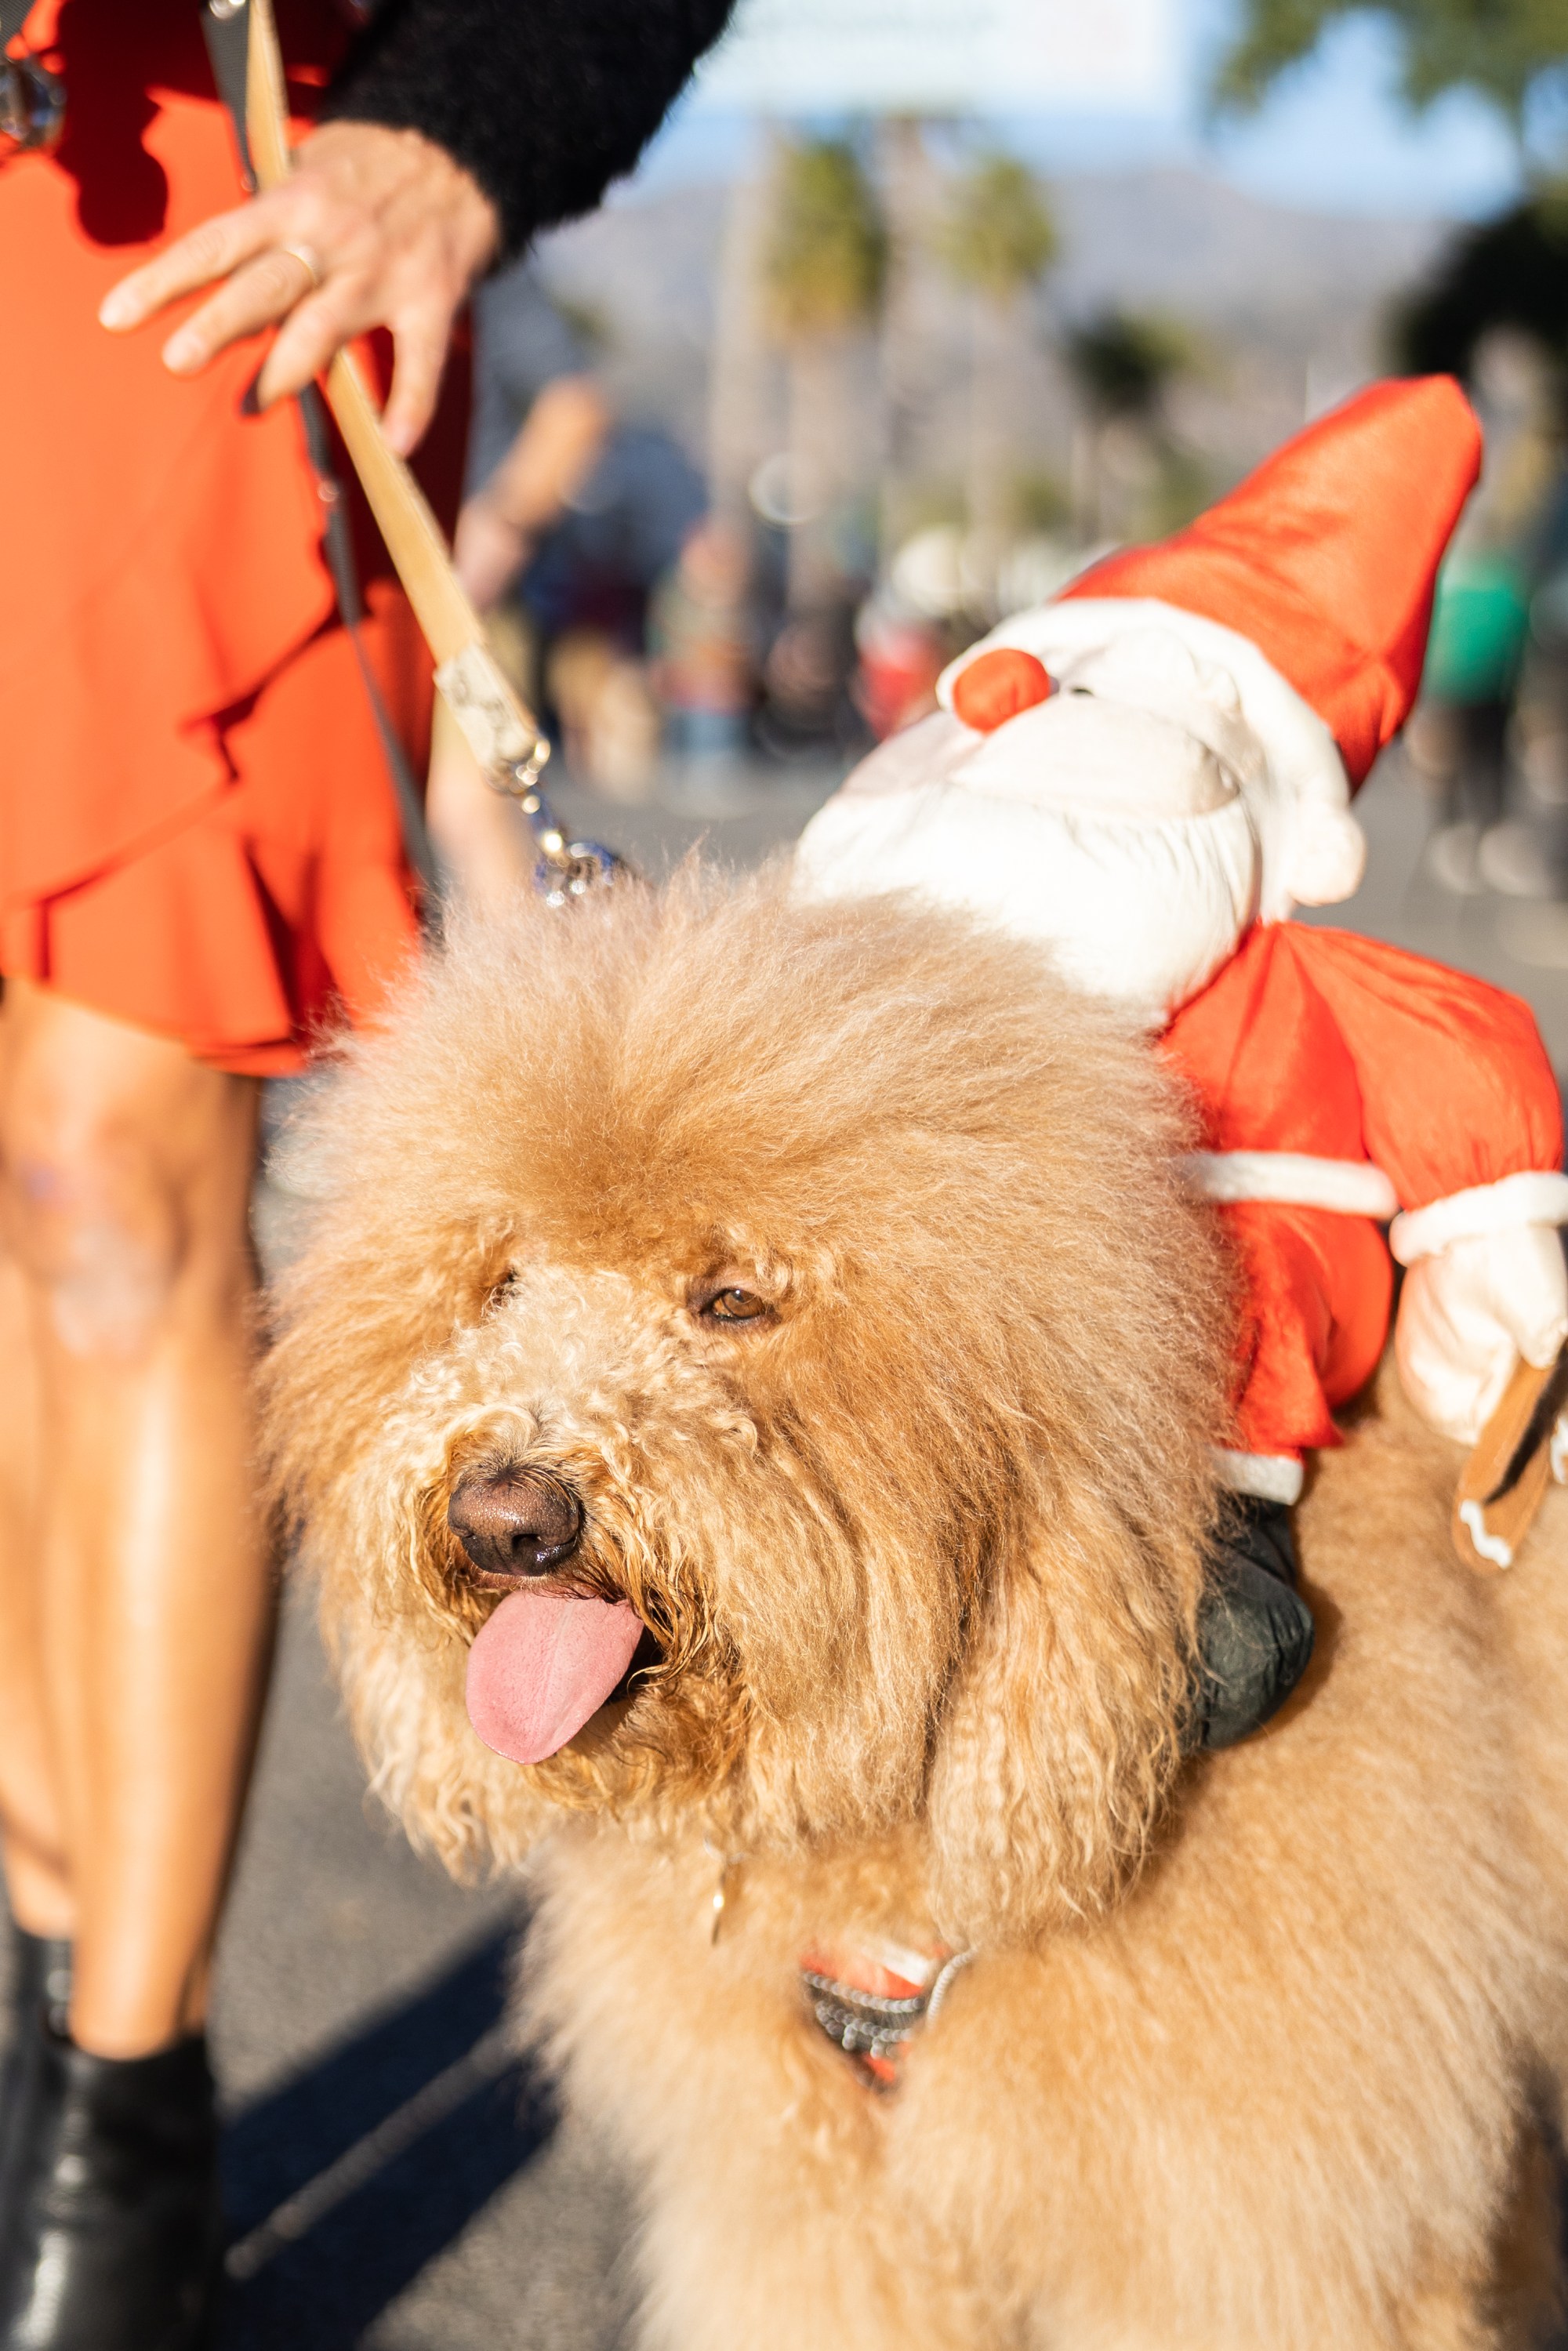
xmin=799 ymin=1938 xmax=976 ymax=2087
xmin=709 ymin=1849 xmax=975 ymax=2088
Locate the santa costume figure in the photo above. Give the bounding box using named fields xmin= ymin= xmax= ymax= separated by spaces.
xmin=796 ymin=377 xmax=1568 ymax=1747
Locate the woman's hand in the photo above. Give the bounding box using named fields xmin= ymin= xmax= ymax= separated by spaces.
xmin=98 ymin=121 xmax=499 ymax=455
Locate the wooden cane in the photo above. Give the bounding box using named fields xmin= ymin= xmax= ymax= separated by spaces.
xmin=1452 ymin=1344 xmax=1568 ymax=1573
xmin=244 ymin=0 xmax=560 ymax=803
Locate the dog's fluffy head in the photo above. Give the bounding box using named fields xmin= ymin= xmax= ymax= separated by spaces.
xmin=263 ymin=869 xmax=1229 ymax=1942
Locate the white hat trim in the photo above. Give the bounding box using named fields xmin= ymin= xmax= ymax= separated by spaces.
xmin=938 ymin=597 xmax=1364 ymax=921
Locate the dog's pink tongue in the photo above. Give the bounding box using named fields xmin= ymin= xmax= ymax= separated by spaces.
xmin=466 ymin=1590 xmax=644 ymax=1765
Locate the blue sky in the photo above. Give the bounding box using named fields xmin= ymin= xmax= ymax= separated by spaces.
xmin=635 ymin=0 xmax=1530 ymax=221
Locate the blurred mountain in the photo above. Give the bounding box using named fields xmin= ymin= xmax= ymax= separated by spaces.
xmin=535 ymin=164 xmax=1448 ymax=511
xmin=1049 ymin=168 xmax=1440 ymax=328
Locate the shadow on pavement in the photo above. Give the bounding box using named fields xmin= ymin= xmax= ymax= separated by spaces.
xmin=218 ymin=1921 xmax=553 ymax=2346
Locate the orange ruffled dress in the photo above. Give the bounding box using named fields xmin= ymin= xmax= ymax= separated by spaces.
xmin=0 ymin=0 xmax=466 ymax=1072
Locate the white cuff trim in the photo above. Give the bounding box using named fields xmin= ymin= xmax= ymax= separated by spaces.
xmin=1213 ymin=1449 xmax=1305 ymax=1506
xmin=1183 ymin=1151 xmax=1398 ymax=1219
xmin=1388 ymin=1171 xmax=1568 ymax=1265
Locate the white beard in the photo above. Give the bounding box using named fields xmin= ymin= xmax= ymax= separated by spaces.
xmin=795 ymin=757 xmax=1261 ymax=1026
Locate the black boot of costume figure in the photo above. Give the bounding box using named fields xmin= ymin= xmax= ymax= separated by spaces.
xmin=1189 ymin=1497 xmax=1316 ymax=1752
xmin=0 ymin=2019 xmax=222 ymax=2351
xmin=0 ymin=1932 xmax=72 ymax=2246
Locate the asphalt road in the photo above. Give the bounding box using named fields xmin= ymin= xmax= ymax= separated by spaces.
xmin=4 ymin=746 xmax=1567 ymax=2346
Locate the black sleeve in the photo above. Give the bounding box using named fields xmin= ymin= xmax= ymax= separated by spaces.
xmin=323 ymin=0 xmax=739 ymax=256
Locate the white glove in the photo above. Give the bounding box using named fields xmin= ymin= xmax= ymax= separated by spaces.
xmin=1395 ymin=1224 xmax=1568 ymax=1444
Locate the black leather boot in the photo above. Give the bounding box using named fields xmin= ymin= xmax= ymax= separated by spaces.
xmin=0 ymin=2019 xmax=222 ymax=2351
xmin=1189 ymin=1496 xmax=1316 ymax=1751
xmin=0 ymin=1931 xmax=71 ymax=2235
xmin=3 ymin=1932 xmax=72 ymax=2042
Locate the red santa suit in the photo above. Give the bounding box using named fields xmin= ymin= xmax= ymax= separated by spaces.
xmin=795 ymin=379 xmax=1568 ymax=1503
xmin=1161 ymin=923 xmax=1562 ymax=1479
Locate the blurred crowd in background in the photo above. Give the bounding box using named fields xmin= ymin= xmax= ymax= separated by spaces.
xmin=1397 ymin=197 xmax=1568 ymax=905
xmin=438 ymin=118 xmax=1568 ymax=909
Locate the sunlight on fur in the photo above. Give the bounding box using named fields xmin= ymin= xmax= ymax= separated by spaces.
xmin=262 ymin=867 xmax=1568 ymax=2351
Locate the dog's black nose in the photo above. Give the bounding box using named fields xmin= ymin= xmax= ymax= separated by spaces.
xmin=448 ymin=1468 xmax=583 ymax=1581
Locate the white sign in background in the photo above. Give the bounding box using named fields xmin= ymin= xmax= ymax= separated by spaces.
xmin=693 ymin=0 xmax=1181 ymax=114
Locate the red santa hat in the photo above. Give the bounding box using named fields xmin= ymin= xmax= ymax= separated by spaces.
xmin=939 ymin=378 xmax=1483 ymax=920
xmin=1062 ymin=377 xmax=1480 ymax=789
xmin=1060 ymin=376 xmax=1482 ymax=785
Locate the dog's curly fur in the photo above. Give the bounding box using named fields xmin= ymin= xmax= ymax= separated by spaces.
xmin=263 ymin=869 xmax=1568 ymax=2350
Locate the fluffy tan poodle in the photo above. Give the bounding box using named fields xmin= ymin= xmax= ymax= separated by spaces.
xmin=263 ymin=869 xmax=1568 ymax=2350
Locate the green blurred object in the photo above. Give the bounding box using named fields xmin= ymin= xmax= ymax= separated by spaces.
xmin=1421 ymin=550 xmax=1532 ymax=705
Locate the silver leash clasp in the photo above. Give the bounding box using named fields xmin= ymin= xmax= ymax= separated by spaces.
xmin=434 ymin=616 xmax=631 ymax=905
xmin=500 ymin=765 xmax=630 ymax=903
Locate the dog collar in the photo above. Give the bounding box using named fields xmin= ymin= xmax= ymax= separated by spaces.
xmin=800 ymin=1936 xmax=975 ymax=2088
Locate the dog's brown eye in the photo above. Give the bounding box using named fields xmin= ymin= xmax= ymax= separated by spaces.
xmin=703 ymin=1287 xmax=771 ymax=1324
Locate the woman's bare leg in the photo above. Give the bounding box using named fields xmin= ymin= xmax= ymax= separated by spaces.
xmin=0 ymin=979 xmax=272 ymax=2057
xmin=0 ymin=1253 xmax=65 ymax=1937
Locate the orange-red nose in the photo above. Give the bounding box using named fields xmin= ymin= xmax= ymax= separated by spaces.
xmin=952 ymin=648 xmax=1054 ymax=733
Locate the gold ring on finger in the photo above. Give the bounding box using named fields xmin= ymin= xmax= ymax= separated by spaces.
xmin=276 ymin=239 xmax=325 ymax=291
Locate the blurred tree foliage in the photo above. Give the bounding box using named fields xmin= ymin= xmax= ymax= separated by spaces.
xmin=761 ymin=137 xmax=887 ymax=611
xmin=938 ymin=154 xmax=1057 ymax=540
xmin=1063 ymin=309 xmax=1196 ymax=422
xmin=763 ymin=137 xmax=887 ymax=342
xmin=1396 ymin=188 xmax=1568 ymax=379
xmin=1062 ymin=310 xmax=1207 ymax=540
xmin=938 ymin=154 xmax=1057 ymax=304
xmin=1214 ymin=0 xmax=1568 ymax=128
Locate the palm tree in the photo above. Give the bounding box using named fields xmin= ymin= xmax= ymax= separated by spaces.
xmin=875 ymin=114 xmax=941 ymax=561
xmin=761 ymin=135 xmax=887 ymax=611
xmin=1062 ymin=307 xmax=1196 ymax=540
xmin=1395 ymin=189 xmax=1568 ymax=402
xmin=938 ymin=154 xmax=1057 ymax=548
xmin=709 ymin=156 xmax=775 ymax=535
xmin=1064 ymin=309 xmax=1193 ymax=421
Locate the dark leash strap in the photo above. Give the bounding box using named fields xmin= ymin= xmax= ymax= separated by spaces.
xmin=237 ymin=0 xmax=624 ymax=905
xmin=295 ymin=386 xmax=443 ymax=897
xmin=200 ymin=0 xmax=442 ymax=902
xmin=201 ymin=0 xmax=255 ymax=180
